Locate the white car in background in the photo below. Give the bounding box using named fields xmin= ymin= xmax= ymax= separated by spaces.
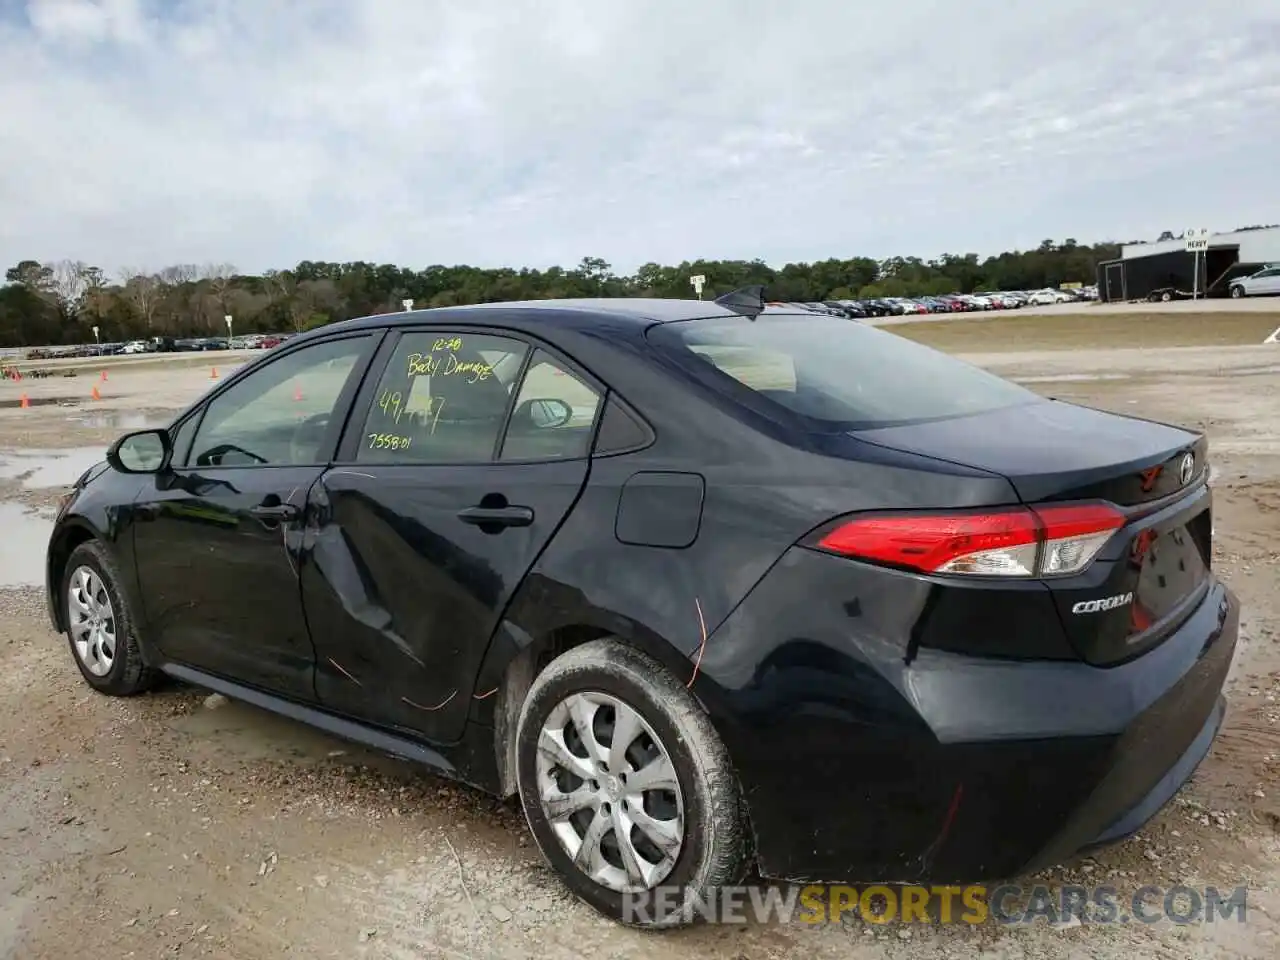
xmin=122 ymin=340 xmax=150 ymax=354
xmin=1229 ymin=264 xmax=1280 ymax=298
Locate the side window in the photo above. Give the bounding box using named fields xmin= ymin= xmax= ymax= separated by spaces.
xmin=592 ymin=394 xmax=654 ymax=456
xmin=357 ymin=331 xmax=527 ymax=463
xmin=500 ymin=349 xmax=602 ymax=461
xmin=188 ymin=336 xmax=370 ymax=467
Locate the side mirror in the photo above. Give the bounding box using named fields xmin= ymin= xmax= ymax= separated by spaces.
xmin=107 ymin=428 xmax=172 ymax=474
xmin=516 ymin=397 xmax=573 ymax=429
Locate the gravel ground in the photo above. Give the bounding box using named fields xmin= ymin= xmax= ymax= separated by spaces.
xmin=2 ymin=325 xmax=1279 ymax=959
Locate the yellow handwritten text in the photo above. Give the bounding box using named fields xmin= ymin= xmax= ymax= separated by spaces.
xmin=405 ymin=352 xmax=493 ymax=383
xmin=377 ymin=389 xmax=405 ymax=423
xmin=367 ymin=432 xmax=412 ymax=451
xmin=432 ymin=337 xmax=463 ymax=352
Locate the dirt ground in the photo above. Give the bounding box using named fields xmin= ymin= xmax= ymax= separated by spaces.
xmin=3 ymin=315 xmax=1280 ymax=959
xmin=891 ymin=310 xmax=1280 ymax=353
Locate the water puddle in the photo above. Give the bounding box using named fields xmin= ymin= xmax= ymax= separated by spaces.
xmin=0 ymin=448 xmax=105 ymax=489
xmin=0 ymin=503 xmax=52 ymax=587
xmin=0 ymin=396 xmax=75 ymax=410
xmin=64 ymin=410 xmax=166 ymax=430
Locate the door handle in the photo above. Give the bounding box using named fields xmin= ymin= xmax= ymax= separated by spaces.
xmin=457 ymin=505 xmax=534 ymax=528
xmin=250 ymin=502 xmax=301 ymax=522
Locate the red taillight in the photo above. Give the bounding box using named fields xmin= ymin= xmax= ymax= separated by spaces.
xmin=1033 ymin=503 xmax=1125 ymax=540
xmin=813 ymin=503 xmax=1124 ymax=578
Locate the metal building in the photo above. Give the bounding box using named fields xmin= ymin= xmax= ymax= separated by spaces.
xmin=1096 ymin=226 xmax=1280 ymax=302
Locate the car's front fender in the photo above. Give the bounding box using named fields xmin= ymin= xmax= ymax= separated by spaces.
xmin=46 ymin=514 xmax=112 ymax=633
xmin=46 ymin=476 xmax=146 ymax=637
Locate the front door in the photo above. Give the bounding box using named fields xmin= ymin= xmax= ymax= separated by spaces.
xmin=131 ymin=333 xmax=378 ymax=699
xmin=301 ymin=328 xmax=603 ymax=742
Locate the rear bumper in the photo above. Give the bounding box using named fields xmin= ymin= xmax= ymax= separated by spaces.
xmin=1083 ymin=694 xmax=1223 ymax=851
xmin=698 ymin=546 xmax=1239 ymax=883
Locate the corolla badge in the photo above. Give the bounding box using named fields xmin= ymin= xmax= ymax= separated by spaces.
xmin=1072 ymin=592 xmax=1133 ymax=614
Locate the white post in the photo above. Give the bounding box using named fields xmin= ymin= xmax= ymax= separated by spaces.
xmin=224 ymin=314 xmax=233 ymax=347
xmin=92 ymin=325 xmax=100 ymax=354
xmin=402 ymin=299 xmax=414 ymax=312
xmin=1185 ymin=228 xmax=1209 ymax=300
xmin=690 ymin=275 xmax=706 ymax=300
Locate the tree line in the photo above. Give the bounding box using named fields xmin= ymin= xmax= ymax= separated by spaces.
xmin=0 ymin=238 xmax=1120 ymax=347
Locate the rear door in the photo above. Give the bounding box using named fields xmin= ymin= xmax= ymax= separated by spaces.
xmin=302 ymin=327 xmax=604 ymax=742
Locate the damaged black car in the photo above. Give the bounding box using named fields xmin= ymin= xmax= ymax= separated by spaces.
xmin=46 ymin=291 xmax=1238 ymax=926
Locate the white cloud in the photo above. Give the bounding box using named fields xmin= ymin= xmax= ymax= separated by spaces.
xmin=1 ymin=0 xmax=1277 ymax=275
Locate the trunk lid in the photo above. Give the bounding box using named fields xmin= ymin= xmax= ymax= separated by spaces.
xmin=855 ymin=400 xmax=1205 ymax=506
xmin=857 ymin=400 xmax=1213 ymax=665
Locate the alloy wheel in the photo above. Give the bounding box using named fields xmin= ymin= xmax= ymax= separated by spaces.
xmin=68 ymin=565 xmax=116 ymax=677
xmin=534 ymin=691 xmax=684 ymax=893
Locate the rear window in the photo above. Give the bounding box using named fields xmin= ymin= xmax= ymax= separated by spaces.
xmin=648 ymin=313 xmax=1038 ymax=429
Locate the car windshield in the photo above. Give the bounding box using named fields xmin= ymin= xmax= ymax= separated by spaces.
xmin=649 ymin=313 xmax=1040 ymax=429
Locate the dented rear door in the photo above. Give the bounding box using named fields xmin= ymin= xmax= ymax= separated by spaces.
xmin=299 ymin=327 xmax=599 ymax=743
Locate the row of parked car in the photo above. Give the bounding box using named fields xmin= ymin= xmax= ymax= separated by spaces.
xmin=27 ymin=333 xmax=292 ymax=360
xmin=120 ymin=333 xmax=290 ymax=354
xmin=778 ymin=285 xmax=1099 ymax=318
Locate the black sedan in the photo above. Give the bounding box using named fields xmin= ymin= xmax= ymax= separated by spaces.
xmin=46 ymin=290 xmax=1238 ymax=927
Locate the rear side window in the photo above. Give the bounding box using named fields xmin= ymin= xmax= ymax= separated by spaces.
xmin=499 ymin=350 xmax=601 ymax=461
xmin=648 ymin=314 xmax=1037 ymax=429
xmin=358 ymin=331 xmax=527 ymax=463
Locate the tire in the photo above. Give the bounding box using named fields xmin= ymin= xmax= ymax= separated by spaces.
xmin=61 ymin=540 xmax=157 ymax=696
xmin=1160 ymin=291 xmax=1172 ymax=302
xmin=1230 ymin=285 xmax=1244 ymax=299
xmin=515 ymin=640 xmax=749 ymax=927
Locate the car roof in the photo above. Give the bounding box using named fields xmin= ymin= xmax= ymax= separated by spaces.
xmin=329 ymin=297 xmax=815 ymax=335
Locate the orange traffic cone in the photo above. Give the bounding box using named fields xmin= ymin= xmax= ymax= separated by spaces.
xmin=210 ymin=367 xmax=218 ymax=380
xmin=293 ymin=385 xmax=303 ymax=402
xmin=91 ymin=385 xmax=101 ymax=401
xmin=100 ymin=369 xmax=107 ymax=381
xmin=19 ymin=393 xmax=29 ymax=409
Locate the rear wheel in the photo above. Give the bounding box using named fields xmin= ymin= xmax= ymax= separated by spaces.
xmin=62 ymin=541 xmax=157 ymax=696
xmin=515 ymin=640 xmax=749 ymax=927
xmin=1160 ymin=290 xmax=1173 ymax=302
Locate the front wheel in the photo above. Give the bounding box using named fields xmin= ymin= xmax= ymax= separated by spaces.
xmin=1230 ymin=285 xmax=1245 ymax=298
xmin=61 ymin=541 xmax=157 ymax=696
xmin=515 ymin=640 xmax=749 ymax=927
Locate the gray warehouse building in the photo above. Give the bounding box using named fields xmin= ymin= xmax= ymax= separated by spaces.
xmin=1096 ymin=226 xmax=1280 ymax=302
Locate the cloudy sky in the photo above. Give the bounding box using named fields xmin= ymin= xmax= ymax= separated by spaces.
xmin=1 ymin=0 xmax=1277 ymax=276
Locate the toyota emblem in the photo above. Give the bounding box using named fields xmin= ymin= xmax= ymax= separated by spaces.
xmin=1179 ymin=452 xmax=1195 ymax=486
